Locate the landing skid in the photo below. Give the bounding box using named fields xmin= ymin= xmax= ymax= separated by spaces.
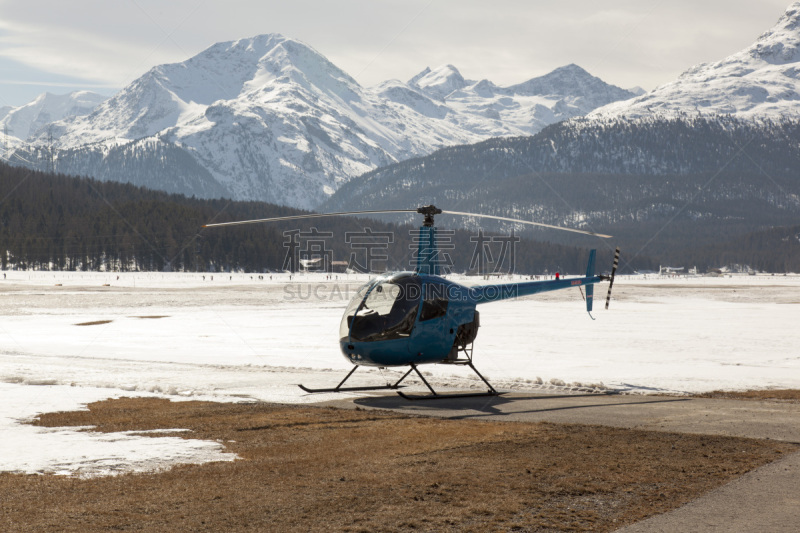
xmin=396 ymin=391 xmax=500 ymax=400
xmin=298 ymin=365 xmax=412 ymax=394
xmin=298 ymin=384 xmax=405 ymax=393
xmin=298 ymin=355 xmax=500 ymax=401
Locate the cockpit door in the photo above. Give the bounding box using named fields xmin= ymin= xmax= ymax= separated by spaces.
xmin=409 ymin=282 xmax=452 ymax=360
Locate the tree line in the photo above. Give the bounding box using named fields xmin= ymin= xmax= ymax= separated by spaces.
xmin=0 ymin=163 xmax=636 ymax=274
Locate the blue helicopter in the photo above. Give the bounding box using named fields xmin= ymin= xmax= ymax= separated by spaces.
xmin=205 ymin=205 xmax=619 ymax=400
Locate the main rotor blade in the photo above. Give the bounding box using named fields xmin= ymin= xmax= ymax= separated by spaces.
xmin=204 ymin=206 xmax=613 ymax=238
xmin=203 ymin=209 xmax=417 ymax=228
xmin=441 ymin=210 xmax=613 ymax=239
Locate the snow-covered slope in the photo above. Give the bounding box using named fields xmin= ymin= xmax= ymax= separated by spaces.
xmin=0 ymin=91 xmax=106 ymax=142
xmin=28 ymin=35 xmax=634 ymax=209
xmin=591 ymin=2 xmax=800 ymax=119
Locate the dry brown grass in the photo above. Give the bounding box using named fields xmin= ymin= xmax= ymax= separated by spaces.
xmin=696 ymin=389 xmax=800 ymax=402
xmin=73 ymin=320 xmax=113 ymax=326
xmin=1 ymin=397 xmax=794 ymax=532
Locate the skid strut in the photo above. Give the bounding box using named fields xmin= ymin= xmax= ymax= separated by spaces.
xmin=397 ymin=362 xmax=500 ymax=401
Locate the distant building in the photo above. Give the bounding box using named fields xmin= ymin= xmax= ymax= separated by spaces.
xmin=331 ymin=261 xmax=349 ymax=273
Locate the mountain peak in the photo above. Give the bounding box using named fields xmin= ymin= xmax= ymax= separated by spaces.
xmin=748 ymin=2 xmax=800 ymax=64
xmin=409 ymin=64 xmax=466 ymax=100
xmin=201 ymin=33 xmax=288 ymax=55
xmin=508 ymin=64 xmax=633 ymax=101
xmin=552 ymin=63 xmax=590 ymax=75
xmin=258 ymin=36 xmax=360 ymax=88
xmin=116 ymin=32 xmax=361 ymax=113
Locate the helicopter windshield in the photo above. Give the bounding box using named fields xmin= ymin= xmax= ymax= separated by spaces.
xmin=342 ymin=274 xmax=421 ymax=343
xmin=339 ymin=281 xmax=373 ymax=341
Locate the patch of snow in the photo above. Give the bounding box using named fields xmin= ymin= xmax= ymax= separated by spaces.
xmin=0 ymin=382 xmax=236 ymax=478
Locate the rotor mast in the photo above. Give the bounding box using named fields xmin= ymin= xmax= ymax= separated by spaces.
xmin=417 ymin=205 xmax=442 ymax=227
xmin=415 ymin=205 xmax=443 ymax=275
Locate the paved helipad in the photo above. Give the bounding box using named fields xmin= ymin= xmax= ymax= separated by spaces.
xmin=325 ymin=392 xmax=800 ymax=532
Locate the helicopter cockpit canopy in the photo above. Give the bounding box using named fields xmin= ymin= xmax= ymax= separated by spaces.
xmin=340 ymin=274 xmax=421 ymax=343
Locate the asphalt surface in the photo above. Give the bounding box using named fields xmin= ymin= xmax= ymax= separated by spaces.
xmin=324 ymin=391 xmax=800 ymax=532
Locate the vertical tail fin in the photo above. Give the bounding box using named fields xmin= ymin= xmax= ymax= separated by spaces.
xmin=585 ymin=250 xmax=596 ymax=313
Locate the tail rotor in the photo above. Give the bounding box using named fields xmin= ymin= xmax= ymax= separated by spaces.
xmin=604 ymin=247 xmax=620 ymax=310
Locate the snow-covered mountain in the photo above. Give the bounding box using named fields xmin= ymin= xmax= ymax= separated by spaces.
xmin=591 ymin=2 xmax=800 ymax=119
xmin=1 ymin=91 xmax=106 ymax=143
xmin=20 ymin=34 xmax=635 ymax=209
xmin=322 ymin=3 xmax=800 ymax=250
xmin=399 ymin=63 xmax=638 ymax=138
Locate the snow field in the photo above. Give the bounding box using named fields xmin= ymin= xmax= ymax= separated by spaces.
xmin=1 ymin=271 xmax=798 ymax=476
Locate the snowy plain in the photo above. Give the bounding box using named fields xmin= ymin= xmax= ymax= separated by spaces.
xmin=2 ymin=270 xmax=799 ymax=477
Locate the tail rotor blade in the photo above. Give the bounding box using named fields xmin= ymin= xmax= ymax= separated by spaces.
xmin=605 ymin=247 xmax=620 ymax=310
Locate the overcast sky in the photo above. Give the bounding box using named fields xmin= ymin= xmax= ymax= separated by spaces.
xmin=0 ymin=0 xmax=793 ymax=108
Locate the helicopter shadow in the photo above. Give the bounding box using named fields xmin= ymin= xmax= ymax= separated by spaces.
xmin=352 ymin=392 xmax=692 ymax=420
